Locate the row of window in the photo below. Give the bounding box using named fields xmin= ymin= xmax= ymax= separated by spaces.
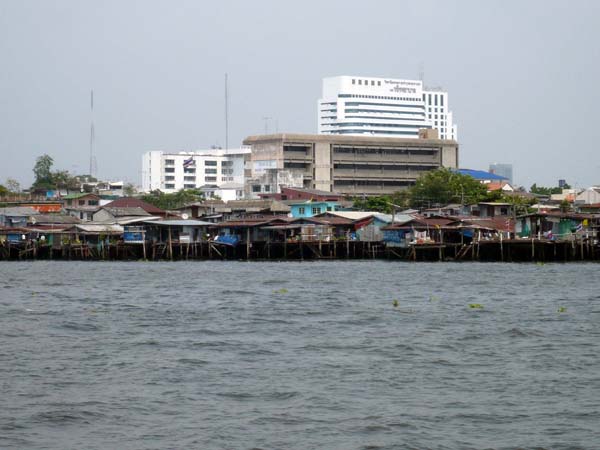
xmin=334 ymin=163 xmax=437 ymax=171
xmin=334 ymin=179 xmax=415 ymax=186
xmin=340 ymin=94 xmax=420 ymax=102
xmin=164 ymin=159 xmax=219 ymax=166
xmin=333 ymin=147 xmax=437 ymax=155
xmin=327 ymin=122 xmax=430 ymax=129
xmin=344 ymin=109 xmax=425 ymax=117
xmin=331 ymin=129 xmax=419 ymax=136
xmin=425 ymin=93 xmax=445 ymax=107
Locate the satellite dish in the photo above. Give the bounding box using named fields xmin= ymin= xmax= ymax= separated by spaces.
xmin=181 ymin=213 xmax=189 ymax=220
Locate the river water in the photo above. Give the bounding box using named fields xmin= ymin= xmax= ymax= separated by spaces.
xmin=1 ymin=261 xmax=599 ymax=449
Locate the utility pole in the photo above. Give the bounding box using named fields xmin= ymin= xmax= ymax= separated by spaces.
xmin=89 ymin=89 xmax=95 ymax=177
xmin=224 ymin=73 xmax=229 ymax=150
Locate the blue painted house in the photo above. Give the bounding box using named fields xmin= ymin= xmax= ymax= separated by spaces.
xmin=289 ymin=201 xmax=339 ymax=218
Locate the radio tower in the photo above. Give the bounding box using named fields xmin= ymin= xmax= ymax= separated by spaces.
xmin=89 ymin=90 xmax=95 ymax=177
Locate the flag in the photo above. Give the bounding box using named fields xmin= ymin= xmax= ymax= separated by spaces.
xmin=575 ymin=223 xmax=583 ymax=232
xmin=183 ymin=156 xmax=195 ymax=167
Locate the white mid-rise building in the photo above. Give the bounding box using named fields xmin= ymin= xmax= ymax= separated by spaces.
xmin=318 ymin=75 xmax=457 ymax=140
xmin=141 ymin=147 xmax=250 ymax=193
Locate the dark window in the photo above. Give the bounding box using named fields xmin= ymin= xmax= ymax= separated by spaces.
xmin=78 ymin=200 xmax=85 ymax=206
xmin=205 ymin=160 xmax=217 ymax=166
xmin=165 ymin=168 xmax=175 ymax=173
xmin=252 ymin=185 xmax=261 ymax=193
xmin=205 ymin=168 xmax=217 ymax=174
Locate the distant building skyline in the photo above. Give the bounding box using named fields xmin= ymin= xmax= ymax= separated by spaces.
xmin=318 ymin=75 xmax=457 ymax=140
xmin=489 ymin=163 xmax=513 ymax=184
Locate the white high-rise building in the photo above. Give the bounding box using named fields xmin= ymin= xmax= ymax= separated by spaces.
xmin=318 ymin=76 xmax=457 ymax=140
xmin=141 ymin=147 xmax=250 ymax=193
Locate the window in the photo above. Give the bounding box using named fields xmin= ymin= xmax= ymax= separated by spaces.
xmin=298 ymin=207 xmax=305 ymax=215
xmin=205 ymin=168 xmax=217 ymax=174
xmin=205 ymin=176 xmax=217 ymax=182
xmin=89 ymin=200 xmax=99 ymax=206
xmin=358 ymin=80 xmax=362 ymax=85
xmin=441 ymin=96 xmax=444 ymax=106
xmin=252 ymin=185 xmax=261 ymax=193
xmin=205 ymin=160 xmax=217 ymax=166
xmin=184 ymin=184 xmax=195 ymax=189
xmin=165 ymin=184 xmax=175 ymax=189
xmin=165 ymin=167 xmax=175 ymax=173
xmin=371 ymin=80 xmax=375 ymax=86
xmin=78 ymin=200 xmax=85 ymax=206
xmin=184 ymin=168 xmax=195 ymax=173
xmin=312 ymin=207 xmax=321 ymax=215
xmin=165 ymin=175 xmax=175 ymax=181
xmin=184 ymin=176 xmax=195 ymax=181
xmin=264 ymin=185 xmax=270 ymax=192
xmin=377 ymin=81 xmax=381 ymax=86
xmin=434 ymin=95 xmax=438 ymax=106
xmin=165 ymin=159 xmax=175 ymax=165
xmin=352 ymin=79 xmax=355 ymax=84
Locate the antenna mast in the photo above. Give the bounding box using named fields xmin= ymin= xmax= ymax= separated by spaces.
xmin=225 ymin=73 xmax=229 ymax=150
xmin=89 ymin=89 xmax=95 ymax=177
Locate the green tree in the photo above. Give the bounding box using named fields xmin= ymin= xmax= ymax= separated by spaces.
xmin=530 ymin=183 xmax=569 ymax=195
xmin=5 ymin=178 xmax=21 ymax=193
xmin=0 ymin=185 xmax=8 ymax=197
xmin=32 ymin=154 xmax=54 ymax=188
xmin=409 ymin=168 xmax=487 ymax=207
xmin=141 ymin=189 xmax=204 ymax=210
xmin=123 ymin=183 xmax=137 ymax=196
xmin=52 ymin=170 xmax=80 ymax=190
xmin=352 ymin=195 xmax=393 ymax=213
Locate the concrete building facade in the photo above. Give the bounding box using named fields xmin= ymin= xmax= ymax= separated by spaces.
xmin=243 ymin=133 xmax=458 ymax=196
xmin=141 ymin=147 xmax=250 ymax=193
xmin=318 ymin=75 xmax=457 ymax=140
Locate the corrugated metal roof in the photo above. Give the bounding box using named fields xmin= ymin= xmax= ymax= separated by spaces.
xmin=456 ymin=168 xmax=508 ymax=181
xmin=0 ymin=207 xmax=38 ymax=216
xmin=61 ymin=193 xmax=99 ymax=200
xmin=103 ymin=197 xmax=166 ymax=215
xmin=142 ymin=219 xmax=213 ymax=226
xmin=100 ymin=207 xmax=150 ymax=217
xmin=74 ymin=224 xmax=123 ymax=234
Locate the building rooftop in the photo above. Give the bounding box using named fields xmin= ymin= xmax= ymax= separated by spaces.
xmin=243 ymin=132 xmax=457 ymax=145
xmin=456 ymin=169 xmax=508 ymax=181
xmin=104 ymin=197 xmax=166 ymax=215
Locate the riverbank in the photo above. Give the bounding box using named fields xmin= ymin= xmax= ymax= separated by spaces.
xmin=2 ymin=239 xmax=599 ymax=262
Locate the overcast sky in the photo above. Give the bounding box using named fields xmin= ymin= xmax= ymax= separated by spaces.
xmin=1 ymin=0 xmax=599 ymax=189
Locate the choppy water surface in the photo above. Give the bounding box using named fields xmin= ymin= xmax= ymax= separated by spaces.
xmin=1 ymin=261 xmax=599 ymax=450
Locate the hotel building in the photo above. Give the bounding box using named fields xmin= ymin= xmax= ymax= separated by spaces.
xmin=318 ymin=75 xmax=457 ymax=140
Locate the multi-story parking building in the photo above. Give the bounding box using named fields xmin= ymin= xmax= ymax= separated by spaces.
xmin=243 ymin=132 xmax=458 ymax=196
xmin=141 ymin=147 xmax=250 ymax=193
xmin=318 ymin=75 xmax=457 ymax=141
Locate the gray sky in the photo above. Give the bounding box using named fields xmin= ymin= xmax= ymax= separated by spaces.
xmin=1 ymin=0 xmax=599 ymax=189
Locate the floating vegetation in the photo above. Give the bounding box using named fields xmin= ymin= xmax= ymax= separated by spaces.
xmin=273 ymin=288 xmax=288 ymax=294
xmin=558 ymin=306 xmax=567 ymax=313
xmin=429 ymin=295 xmax=439 ymax=302
xmin=392 ymin=299 xmax=399 ymax=308
xmin=536 ymin=262 xmax=545 ymax=266
xmin=469 ymin=303 xmax=484 ymax=309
